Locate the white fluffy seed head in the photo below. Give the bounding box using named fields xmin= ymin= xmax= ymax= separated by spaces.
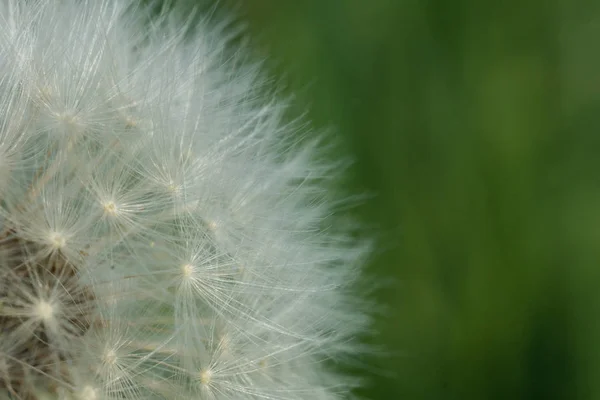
xmin=0 ymin=0 xmax=372 ymax=399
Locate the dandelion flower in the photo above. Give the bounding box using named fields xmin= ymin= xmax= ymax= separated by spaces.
xmin=0 ymin=1 xmax=371 ymax=399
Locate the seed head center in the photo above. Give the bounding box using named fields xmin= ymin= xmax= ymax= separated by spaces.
xmin=50 ymin=232 xmax=67 ymax=249
xmin=182 ymin=263 xmax=194 ymax=278
xmin=34 ymin=300 xmax=56 ymax=322
xmin=103 ymin=201 xmax=117 ymax=216
xmin=199 ymin=368 xmax=212 ymax=385
xmin=103 ymin=349 xmax=118 ymax=365
xmin=77 ymin=385 xmax=98 ymax=400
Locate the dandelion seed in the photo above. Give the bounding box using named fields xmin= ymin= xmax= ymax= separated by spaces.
xmin=101 ymin=349 xmax=117 ymax=366
xmin=33 ymin=300 xmax=56 ymax=323
xmin=76 ymin=385 xmax=98 ymax=400
xmin=102 ymin=201 xmax=117 ymax=216
xmin=49 ymin=232 xmax=67 ymax=250
xmin=181 ymin=263 xmax=194 ymax=279
xmin=198 ymin=368 xmax=212 ymax=386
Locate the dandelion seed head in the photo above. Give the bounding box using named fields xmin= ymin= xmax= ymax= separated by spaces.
xmin=0 ymin=0 xmax=372 ymax=398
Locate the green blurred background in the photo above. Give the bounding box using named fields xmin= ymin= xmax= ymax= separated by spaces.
xmin=169 ymin=0 xmax=600 ymax=398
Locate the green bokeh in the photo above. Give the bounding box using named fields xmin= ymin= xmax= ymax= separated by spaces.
xmin=172 ymin=1 xmax=600 ymax=398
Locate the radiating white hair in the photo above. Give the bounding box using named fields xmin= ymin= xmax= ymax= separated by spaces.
xmin=0 ymin=1 xmax=371 ymax=399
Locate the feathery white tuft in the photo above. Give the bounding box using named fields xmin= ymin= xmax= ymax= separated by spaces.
xmin=0 ymin=1 xmax=371 ymax=399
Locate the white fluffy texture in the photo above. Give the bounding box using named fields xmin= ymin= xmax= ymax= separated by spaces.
xmin=0 ymin=1 xmax=369 ymax=399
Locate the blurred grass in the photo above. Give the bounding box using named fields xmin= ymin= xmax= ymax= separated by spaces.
xmin=170 ymin=0 xmax=600 ymax=399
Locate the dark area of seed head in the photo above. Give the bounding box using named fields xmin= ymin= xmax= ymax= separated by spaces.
xmin=0 ymin=228 xmax=94 ymax=399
